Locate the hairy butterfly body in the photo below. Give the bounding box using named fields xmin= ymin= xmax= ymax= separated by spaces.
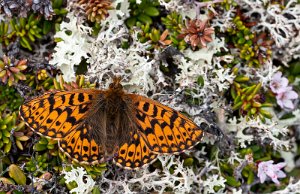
xmin=20 ymin=77 xmax=204 ymax=169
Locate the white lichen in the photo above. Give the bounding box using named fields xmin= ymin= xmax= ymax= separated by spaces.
xmin=97 ymin=154 xmax=225 ymax=194
xmin=271 ymin=178 xmax=300 ymax=194
xmin=227 ymin=115 xmax=291 ymax=150
xmin=238 ymin=0 xmax=300 ymax=48
xmin=62 ymin=166 xmax=95 ymax=194
xmin=49 ymin=11 xmax=92 ymax=82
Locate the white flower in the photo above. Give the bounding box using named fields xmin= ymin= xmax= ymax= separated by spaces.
xmin=257 ymin=160 xmax=286 ymax=185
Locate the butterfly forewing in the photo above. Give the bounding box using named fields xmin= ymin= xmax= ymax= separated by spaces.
xmin=128 ymin=94 xmax=204 ymax=154
xmin=20 ymin=90 xmax=101 ymax=139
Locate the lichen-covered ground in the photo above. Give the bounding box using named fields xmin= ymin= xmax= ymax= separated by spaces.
xmin=0 ymin=0 xmax=300 ymax=193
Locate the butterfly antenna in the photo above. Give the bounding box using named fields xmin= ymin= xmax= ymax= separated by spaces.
xmin=104 ymin=72 xmax=115 ymax=82
xmin=120 ymin=76 xmax=126 ymax=83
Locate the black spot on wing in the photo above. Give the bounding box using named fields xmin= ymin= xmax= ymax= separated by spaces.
xmin=152 ymin=105 xmax=158 ymax=116
xmin=78 ymin=93 xmax=85 ymax=103
xmin=150 ymin=119 xmax=159 ymax=128
xmin=143 ymin=102 xmax=150 ymax=112
xmin=56 ymin=107 xmax=63 ymax=115
xmin=128 ymin=151 xmax=134 ymax=157
xmin=69 ymin=94 xmax=75 ymax=106
xmin=136 ymin=112 xmax=146 ymax=122
xmin=161 ymin=109 xmax=166 ymax=118
xmin=61 ymin=95 xmax=66 ymax=104
xmin=169 ymin=112 xmax=178 ymax=129
xmin=46 ymin=118 xmax=53 ymax=124
xmin=160 ymin=122 xmax=167 ymax=129
xmin=144 ymin=127 xmax=154 ymax=135
xmin=55 ymin=121 xmax=61 ymax=126
xmin=65 ymin=107 xmax=73 ymax=115
xmin=78 ymin=104 xmax=89 ymax=113
xmin=48 ymin=93 xmax=55 ymax=105
xmin=88 ymin=94 xmax=93 ymax=101
xmin=66 ymin=116 xmax=77 ymax=125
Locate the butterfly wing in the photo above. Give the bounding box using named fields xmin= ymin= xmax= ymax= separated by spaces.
xmin=59 ymin=123 xmax=104 ymax=164
xmin=128 ymin=94 xmax=204 ymax=154
xmin=114 ymin=131 xmax=157 ymax=169
xmin=20 ymin=89 xmax=102 ymax=139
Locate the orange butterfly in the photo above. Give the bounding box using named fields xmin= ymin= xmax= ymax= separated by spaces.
xmin=20 ymin=77 xmax=204 ymax=169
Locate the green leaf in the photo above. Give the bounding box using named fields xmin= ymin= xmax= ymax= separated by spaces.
xmin=34 ymin=143 xmax=47 ymax=151
xmin=183 ymin=158 xmax=194 ymax=167
xmin=53 ymin=0 xmax=63 ymax=8
xmin=144 ymin=6 xmax=160 ymax=17
xmin=290 ymin=61 xmax=300 ymax=75
xmin=4 ymin=141 xmax=11 ymax=153
xmin=247 ymin=171 xmax=255 ymax=184
xmin=8 ymin=164 xmax=26 ymax=185
xmin=43 ymin=20 xmax=52 ymax=34
xmin=197 ymin=76 xmax=204 ymax=87
xmin=92 ymin=187 xmax=101 ymax=194
xmin=137 ymin=14 xmax=153 ymax=25
xmin=226 ymin=176 xmax=241 ymax=187
xmin=126 ymin=17 xmax=137 ymax=28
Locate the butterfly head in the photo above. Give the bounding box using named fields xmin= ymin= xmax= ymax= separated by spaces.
xmin=108 ymin=76 xmax=124 ymax=93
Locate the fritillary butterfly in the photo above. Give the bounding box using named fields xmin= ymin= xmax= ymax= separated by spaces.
xmin=20 ymin=77 xmax=205 ymax=169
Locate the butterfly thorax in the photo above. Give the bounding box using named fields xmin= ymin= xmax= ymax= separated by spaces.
xmin=104 ymin=81 xmax=126 ymax=114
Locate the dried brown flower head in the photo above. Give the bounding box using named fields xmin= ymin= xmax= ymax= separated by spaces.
xmin=158 ymin=29 xmax=172 ymax=48
xmin=0 ymin=55 xmax=27 ymax=86
xmin=78 ymin=0 xmax=112 ymax=23
xmin=178 ymin=19 xmax=214 ymax=50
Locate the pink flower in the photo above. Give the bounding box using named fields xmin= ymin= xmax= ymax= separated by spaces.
xmin=257 ymin=160 xmax=286 ymax=185
xmin=270 ymin=71 xmax=298 ymax=109
xmin=270 ymin=72 xmax=289 ymax=94
xmin=276 ymin=86 xmax=298 ymax=109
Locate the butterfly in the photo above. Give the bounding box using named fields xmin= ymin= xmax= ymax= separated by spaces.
xmin=19 ymin=77 xmax=205 ymax=169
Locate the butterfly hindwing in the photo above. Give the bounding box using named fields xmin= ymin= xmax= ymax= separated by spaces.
xmin=128 ymin=94 xmax=204 ymax=154
xmin=115 ymin=132 xmax=157 ymax=169
xmin=59 ymin=124 xmax=104 ymax=164
xmin=20 ymin=90 xmax=101 ymax=139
